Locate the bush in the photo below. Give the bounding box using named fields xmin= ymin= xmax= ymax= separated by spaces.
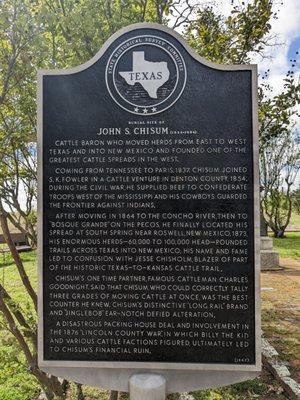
xmin=0 ymin=337 xmax=39 ymax=400
xmin=233 ymin=378 xmax=268 ymax=396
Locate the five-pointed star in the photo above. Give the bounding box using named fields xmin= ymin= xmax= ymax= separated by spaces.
xmin=151 ymin=107 xmax=157 ymax=112
xmin=134 ymin=107 xmax=139 ymax=112
xmin=143 ymin=108 xmax=148 ymax=114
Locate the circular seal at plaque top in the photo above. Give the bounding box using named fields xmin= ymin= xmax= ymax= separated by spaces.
xmin=105 ymin=35 xmax=187 ymax=116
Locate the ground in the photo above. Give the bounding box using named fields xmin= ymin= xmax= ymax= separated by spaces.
xmin=261 ymin=248 xmax=300 ymax=381
xmin=0 ymin=232 xmax=299 ymax=399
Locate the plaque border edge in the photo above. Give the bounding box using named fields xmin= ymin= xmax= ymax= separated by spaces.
xmin=37 ymin=22 xmax=261 ymax=373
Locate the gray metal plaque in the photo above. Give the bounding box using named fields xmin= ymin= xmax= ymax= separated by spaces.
xmin=38 ymin=23 xmax=261 ymax=392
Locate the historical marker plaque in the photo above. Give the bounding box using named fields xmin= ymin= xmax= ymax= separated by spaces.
xmin=38 ymin=23 xmax=260 ymax=389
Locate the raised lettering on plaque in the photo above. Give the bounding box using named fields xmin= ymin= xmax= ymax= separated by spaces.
xmin=38 ymin=23 xmax=260 ymax=384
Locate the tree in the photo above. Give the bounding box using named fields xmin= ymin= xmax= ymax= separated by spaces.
xmin=0 ymin=2 xmax=67 ymax=396
xmin=258 ymin=54 xmax=300 ymax=234
xmin=184 ymin=0 xmax=274 ymax=64
xmin=259 ymin=73 xmax=300 ymax=145
xmin=260 ymin=131 xmax=300 ymax=237
xmin=0 ymin=0 xmax=40 ymax=246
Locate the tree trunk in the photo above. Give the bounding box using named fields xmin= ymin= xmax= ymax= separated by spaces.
xmin=32 ymin=367 xmax=66 ymax=399
xmin=43 ymin=389 xmax=54 ymax=400
xmin=109 ymin=390 xmax=118 ymax=400
xmin=76 ymin=383 xmax=84 ymax=400
xmin=0 ymin=282 xmax=36 ymax=346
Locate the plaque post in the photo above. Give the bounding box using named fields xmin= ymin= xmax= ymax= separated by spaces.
xmin=129 ymin=374 xmax=166 ymax=400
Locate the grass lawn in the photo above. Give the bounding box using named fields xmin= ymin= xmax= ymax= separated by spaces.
xmin=0 ymin=251 xmax=40 ymax=400
xmin=272 ymin=232 xmax=300 ymax=261
xmin=0 ymin=251 xmax=291 ymax=400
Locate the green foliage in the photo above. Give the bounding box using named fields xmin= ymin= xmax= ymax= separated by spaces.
xmin=192 ymin=379 xmax=268 ymax=400
xmin=67 ymin=383 xmax=109 ymax=400
xmin=193 ymin=390 xmax=228 ymax=400
xmin=232 ymin=378 xmax=268 ymax=395
xmin=35 ymin=0 xmax=165 ymax=69
xmin=259 ymin=76 xmax=300 ymax=144
xmin=0 ymin=336 xmax=39 ymax=400
xmin=184 ymin=0 xmax=273 ymax=64
xmin=0 ymin=375 xmax=39 ymax=400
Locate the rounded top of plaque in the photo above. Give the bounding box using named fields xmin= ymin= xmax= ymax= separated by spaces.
xmin=39 ymin=23 xmax=256 ymax=117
